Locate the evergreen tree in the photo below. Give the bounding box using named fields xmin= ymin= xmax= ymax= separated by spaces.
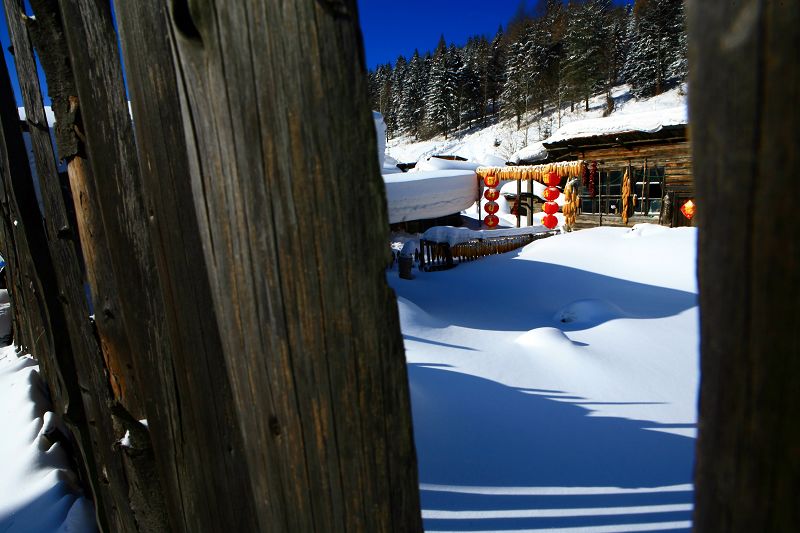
xmin=561 ymin=0 xmax=609 ymax=112
xmin=457 ymin=38 xmax=484 ymax=128
xmin=447 ymin=43 xmax=465 ymax=131
xmin=472 ymin=36 xmax=492 ymax=125
xmin=487 ymin=28 xmax=507 ymax=118
xmin=424 ymin=36 xmax=458 ymax=138
xmin=501 ymin=27 xmax=529 ymax=129
xmin=373 ymin=63 xmax=394 ymax=120
xmin=388 ymin=55 xmax=407 ymax=137
xmin=399 ymin=50 xmax=426 ymax=138
xmin=624 ymin=0 xmax=686 ymax=97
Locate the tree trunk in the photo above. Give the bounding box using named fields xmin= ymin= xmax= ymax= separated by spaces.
xmin=167 ymin=0 xmax=422 ymax=530
xmin=689 ymin=0 xmax=799 ymax=531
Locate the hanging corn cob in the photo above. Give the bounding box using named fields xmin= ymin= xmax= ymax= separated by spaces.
xmin=621 ymin=168 xmax=632 ymax=225
xmin=563 ymin=177 xmax=580 ymax=231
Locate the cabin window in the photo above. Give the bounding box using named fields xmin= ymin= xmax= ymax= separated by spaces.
xmin=578 ymin=163 xmax=665 ymax=217
xmin=634 ymin=165 xmax=665 ymax=216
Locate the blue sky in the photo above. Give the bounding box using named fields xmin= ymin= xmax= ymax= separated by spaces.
xmin=357 ymin=0 xmax=524 ymax=68
xmin=357 ymin=0 xmax=630 ymax=69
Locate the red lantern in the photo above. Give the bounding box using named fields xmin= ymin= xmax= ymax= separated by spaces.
xmin=484 ymin=201 xmax=499 ymax=214
xmin=484 ymin=214 xmax=499 ymax=228
xmin=545 ymin=171 xmax=560 ymax=187
xmin=484 ymin=188 xmax=500 ymax=201
xmin=483 ymin=174 xmax=499 ymax=188
xmin=543 ymin=201 xmax=559 ymax=215
xmin=543 ymin=186 xmax=560 ymax=201
xmin=542 ymin=214 xmax=558 ymax=229
xmin=680 ymin=199 xmax=696 ymax=220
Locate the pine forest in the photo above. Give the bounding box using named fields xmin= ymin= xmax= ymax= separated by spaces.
xmin=368 ymin=0 xmax=687 ymax=141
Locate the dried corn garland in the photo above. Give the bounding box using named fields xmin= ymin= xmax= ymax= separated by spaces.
xmin=476 ymin=160 xmax=585 ymax=183
xmin=563 ymin=177 xmax=581 ymax=231
xmin=621 ymin=168 xmax=632 ymax=225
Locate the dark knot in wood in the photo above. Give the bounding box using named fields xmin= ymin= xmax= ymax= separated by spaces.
xmin=268 ymin=415 xmax=281 ymax=437
xmin=317 ymin=0 xmax=350 ymax=19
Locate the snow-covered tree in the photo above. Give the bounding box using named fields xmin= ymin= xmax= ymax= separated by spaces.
xmin=399 ymin=50 xmax=426 ymax=138
xmin=387 ymin=55 xmax=407 ymax=137
xmin=424 ymin=36 xmax=458 ymax=138
xmin=624 ymin=0 xmax=686 ymax=97
xmin=487 ymin=28 xmax=507 ymax=118
xmin=561 ymin=0 xmax=610 ymax=111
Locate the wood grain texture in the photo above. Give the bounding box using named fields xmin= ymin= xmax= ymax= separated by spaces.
xmin=170 ymin=0 xmax=422 ymax=530
xmin=26 ymin=0 xmax=146 ymax=420
xmin=113 ymin=0 xmax=260 ymax=530
xmin=45 ymin=0 xmax=185 ymax=530
xmin=689 ymin=0 xmax=800 ymax=530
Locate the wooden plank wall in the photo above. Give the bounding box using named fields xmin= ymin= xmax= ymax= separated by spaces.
xmin=582 ymin=141 xmax=693 ymax=192
xmin=573 ymin=141 xmax=694 ymax=228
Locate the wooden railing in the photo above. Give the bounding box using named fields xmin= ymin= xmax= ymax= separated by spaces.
xmin=419 ymin=231 xmax=557 ymax=271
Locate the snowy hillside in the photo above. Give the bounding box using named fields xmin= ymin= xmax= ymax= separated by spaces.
xmin=386 ymin=84 xmax=687 ymax=167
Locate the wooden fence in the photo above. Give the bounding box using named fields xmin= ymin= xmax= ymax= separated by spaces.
xmin=420 ymin=230 xmax=557 ymax=271
xmin=0 ymin=1 xmax=422 ymax=532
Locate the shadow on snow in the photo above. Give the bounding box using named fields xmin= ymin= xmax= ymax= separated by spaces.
xmin=391 ymin=254 xmax=697 ymax=333
xmin=409 ymin=364 xmax=695 ymax=532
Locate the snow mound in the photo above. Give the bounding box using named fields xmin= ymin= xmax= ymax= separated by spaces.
xmin=515 ymin=327 xmax=582 ymax=349
xmin=623 ymin=223 xmax=671 ymax=238
xmin=412 ymin=156 xmax=480 ymax=173
xmin=396 ymin=296 xmax=445 ymax=330
xmin=554 ymin=299 xmax=628 ymax=325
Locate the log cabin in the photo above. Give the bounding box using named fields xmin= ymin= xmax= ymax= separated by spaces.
xmin=518 ymin=112 xmax=694 ymax=229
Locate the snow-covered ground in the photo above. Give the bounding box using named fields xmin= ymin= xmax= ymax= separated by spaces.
xmin=386 ymin=84 xmax=687 ymax=166
xmin=0 ymin=347 xmax=96 ymax=532
xmin=388 ymin=224 xmax=698 ymax=532
xmin=0 ymin=224 xmax=697 ymax=533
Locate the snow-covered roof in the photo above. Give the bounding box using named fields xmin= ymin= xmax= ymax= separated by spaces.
xmin=544 ymin=106 xmax=688 ymax=146
xmin=509 ymin=141 xmax=547 ymax=164
xmin=383 ymin=169 xmax=477 ymax=224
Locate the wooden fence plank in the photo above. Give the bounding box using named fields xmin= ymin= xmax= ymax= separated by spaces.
xmin=112 ymin=1 xmax=260 ymax=530
xmin=0 ymin=31 xmax=69 ymax=429
xmin=170 ymin=1 xmax=422 ymax=530
xmin=24 ymin=0 xmax=146 ymax=421
xmin=1 ymin=2 xmax=145 ymax=530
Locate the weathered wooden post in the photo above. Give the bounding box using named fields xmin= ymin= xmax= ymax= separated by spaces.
xmin=163 ymin=0 xmax=423 ymax=530
xmin=689 ymin=0 xmax=800 ymax=531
